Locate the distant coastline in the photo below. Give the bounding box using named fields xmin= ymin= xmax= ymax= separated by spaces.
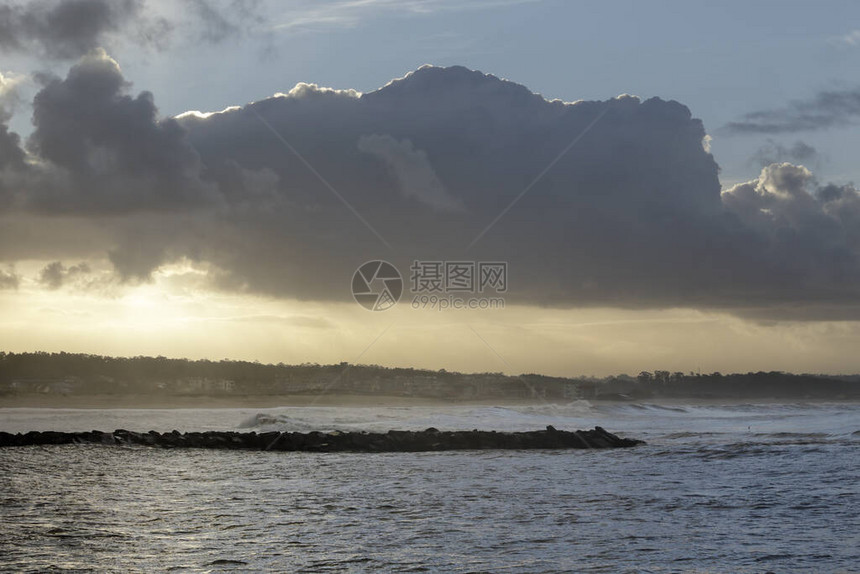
xmin=0 ymin=393 xmax=532 ymax=409
xmin=2 ymin=351 xmax=860 ymax=407
xmin=3 ymin=393 xmax=860 ymax=410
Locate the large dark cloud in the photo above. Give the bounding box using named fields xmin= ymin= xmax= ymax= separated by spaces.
xmin=156 ymin=66 xmax=730 ymax=307
xmin=4 ymin=60 xmax=860 ymax=318
xmin=725 ymin=87 xmax=860 ymax=134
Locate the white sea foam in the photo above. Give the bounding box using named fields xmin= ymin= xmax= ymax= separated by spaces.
xmin=4 ymin=401 xmax=857 ymax=445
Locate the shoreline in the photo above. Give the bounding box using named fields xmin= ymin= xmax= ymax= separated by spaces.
xmin=0 ymin=393 xmax=553 ymax=409
xmin=2 ymin=393 xmax=858 ymax=409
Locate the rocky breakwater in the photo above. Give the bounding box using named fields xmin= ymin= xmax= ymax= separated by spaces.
xmin=0 ymin=426 xmax=644 ymax=451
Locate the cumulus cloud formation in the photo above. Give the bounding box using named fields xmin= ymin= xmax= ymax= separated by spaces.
xmin=161 ymin=65 xmax=732 ymax=306
xmin=23 ymin=49 xmax=215 ymax=212
xmin=721 ymin=163 xmax=860 ymax=315
xmin=4 ymin=60 xmax=860 ymax=318
xmin=725 ymin=87 xmax=860 ymax=134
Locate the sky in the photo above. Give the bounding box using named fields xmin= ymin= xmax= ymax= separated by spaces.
xmin=2 ymin=0 xmax=860 ymax=376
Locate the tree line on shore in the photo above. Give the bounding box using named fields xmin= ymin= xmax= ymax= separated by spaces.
xmin=1 ymin=351 xmax=858 ymax=400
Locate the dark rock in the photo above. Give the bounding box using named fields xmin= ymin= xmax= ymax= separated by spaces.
xmin=0 ymin=427 xmax=644 ymax=451
xmin=0 ymin=431 xmax=16 ymax=447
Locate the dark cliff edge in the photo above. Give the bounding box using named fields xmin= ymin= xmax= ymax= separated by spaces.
xmin=0 ymin=426 xmax=643 ymax=451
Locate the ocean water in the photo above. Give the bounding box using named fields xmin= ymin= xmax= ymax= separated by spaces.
xmin=1 ymin=401 xmax=858 ymax=573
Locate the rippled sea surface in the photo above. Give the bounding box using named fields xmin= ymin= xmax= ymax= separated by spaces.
xmin=1 ymin=402 xmax=858 ymax=573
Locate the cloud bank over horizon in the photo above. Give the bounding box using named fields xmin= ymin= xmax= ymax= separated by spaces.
xmin=1 ymin=51 xmax=860 ymax=319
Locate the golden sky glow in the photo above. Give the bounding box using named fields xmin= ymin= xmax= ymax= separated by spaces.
xmin=3 ymin=258 xmax=860 ymax=375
